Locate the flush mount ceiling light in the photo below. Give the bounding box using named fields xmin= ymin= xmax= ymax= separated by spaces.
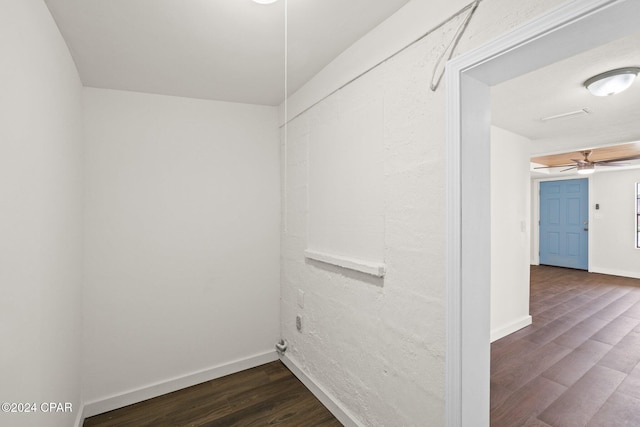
xmin=252 ymin=0 xmax=279 ymax=4
xmin=584 ymin=67 xmax=640 ymax=96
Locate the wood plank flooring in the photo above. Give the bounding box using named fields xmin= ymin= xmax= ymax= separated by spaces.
xmin=83 ymin=361 xmax=342 ymax=427
xmin=491 ymin=265 xmax=640 ymax=427
xmin=82 ymin=265 xmax=640 ymax=426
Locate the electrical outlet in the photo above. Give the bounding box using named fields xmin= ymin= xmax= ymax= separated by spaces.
xmin=297 ymin=289 xmax=305 ymax=308
xmin=296 ymin=315 xmax=302 ymax=332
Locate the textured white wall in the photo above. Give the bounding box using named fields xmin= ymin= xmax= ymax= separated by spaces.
xmin=282 ymin=53 xmax=448 ymax=426
xmin=0 ymin=1 xmax=83 ymax=426
xmin=490 ymin=126 xmax=532 ymax=342
xmin=280 ymin=0 xmax=566 ymax=425
xmin=307 ymin=84 xmax=385 ymax=264
xmin=82 ymin=88 xmax=281 ymax=403
xmin=585 ymin=169 xmax=640 ymax=278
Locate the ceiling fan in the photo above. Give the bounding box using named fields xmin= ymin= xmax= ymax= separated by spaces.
xmin=534 ymin=150 xmax=640 ymax=174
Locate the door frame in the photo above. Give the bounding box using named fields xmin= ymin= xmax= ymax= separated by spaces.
xmin=445 ymin=0 xmax=640 ymax=425
xmin=532 ymin=176 xmax=593 ymax=268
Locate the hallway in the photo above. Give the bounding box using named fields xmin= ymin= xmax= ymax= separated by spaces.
xmin=491 ymin=265 xmax=640 ymax=426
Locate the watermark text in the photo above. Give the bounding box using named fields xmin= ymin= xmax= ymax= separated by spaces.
xmin=1 ymin=402 xmax=73 ymax=413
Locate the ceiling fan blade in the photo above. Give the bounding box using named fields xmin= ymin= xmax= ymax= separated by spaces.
xmin=597 ymin=154 xmax=640 ymax=163
xmin=560 ymin=166 xmax=577 ymax=172
xmin=533 ymin=163 xmax=576 ymax=169
xmin=570 ymin=159 xmax=588 ymax=164
xmin=595 ymin=161 xmax=629 ymax=167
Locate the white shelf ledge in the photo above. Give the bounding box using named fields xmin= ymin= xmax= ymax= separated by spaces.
xmin=304 ymin=249 xmax=386 ymax=278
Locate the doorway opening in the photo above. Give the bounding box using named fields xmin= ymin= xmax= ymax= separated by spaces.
xmin=445 ymin=1 xmax=640 ymax=425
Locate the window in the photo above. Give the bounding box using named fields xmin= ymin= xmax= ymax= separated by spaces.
xmin=637 ymin=182 xmax=640 ymax=248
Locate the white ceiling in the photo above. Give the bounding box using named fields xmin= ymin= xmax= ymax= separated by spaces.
xmin=43 ymin=1 xmax=640 ymax=149
xmin=44 ymin=0 xmax=410 ymax=106
xmin=492 ymin=31 xmax=640 ymax=157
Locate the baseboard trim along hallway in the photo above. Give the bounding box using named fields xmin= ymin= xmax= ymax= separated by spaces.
xmin=491 ymin=315 xmax=533 ymax=343
xmin=80 ymin=350 xmax=278 ymax=424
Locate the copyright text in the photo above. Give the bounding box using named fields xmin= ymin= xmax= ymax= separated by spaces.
xmin=1 ymin=402 xmax=73 ymax=413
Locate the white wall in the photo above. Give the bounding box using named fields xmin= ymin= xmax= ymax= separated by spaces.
xmin=282 ymin=49 xmax=447 ymax=427
xmin=566 ymin=169 xmax=640 ymax=278
xmin=0 ymin=1 xmax=83 ymax=426
xmin=590 ymin=169 xmax=640 ymax=278
xmin=306 ymin=84 xmax=385 ymax=266
xmin=280 ymin=1 xmax=565 ymax=425
xmin=82 ymin=88 xmax=280 ymax=406
xmin=490 ymin=126 xmax=532 ymax=342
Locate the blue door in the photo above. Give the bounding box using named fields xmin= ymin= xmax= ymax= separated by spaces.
xmin=540 ymin=179 xmax=588 ymax=270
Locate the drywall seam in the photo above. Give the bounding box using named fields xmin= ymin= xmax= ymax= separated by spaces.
xmin=81 ymin=351 xmax=278 ymax=420
xmin=280 ymin=355 xmax=365 ymax=427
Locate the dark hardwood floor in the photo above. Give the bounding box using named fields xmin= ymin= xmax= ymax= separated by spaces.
xmin=83 ymin=361 xmax=342 ymax=427
xmin=83 ymin=265 xmax=640 ymax=427
xmin=491 ymin=265 xmax=640 ymax=427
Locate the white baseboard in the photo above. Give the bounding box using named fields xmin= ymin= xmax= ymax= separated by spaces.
xmin=81 ymin=351 xmax=278 ymax=421
xmin=490 ymin=315 xmax=532 ymax=343
xmin=589 ymin=267 xmax=640 ymax=280
xmin=280 ymin=354 xmax=364 ymax=427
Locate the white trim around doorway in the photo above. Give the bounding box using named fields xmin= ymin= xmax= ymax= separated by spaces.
xmin=445 ymin=0 xmax=640 ymax=425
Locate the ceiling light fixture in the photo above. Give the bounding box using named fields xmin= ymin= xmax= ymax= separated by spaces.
xmin=252 ymin=0 xmax=279 ymax=4
xmin=584 ymin=67 xmax=640 ymax=96
xmin=576 ymin=163 xmax=595 ymax=175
